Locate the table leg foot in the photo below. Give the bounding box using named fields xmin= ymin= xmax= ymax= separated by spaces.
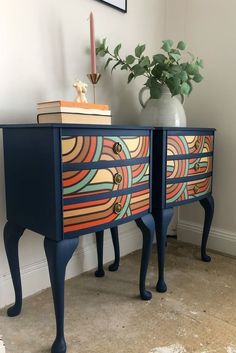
xmin=156 ymin=280 xmax=167 ymax=293
xmin=200 ymin=195 xmax=214 ymax=262
xmin=51 ymin=337 xmax=66 ymax=353
xmin=136 ymin=214 xmax=155 ymax=301
xmin=108 ymin=226 xmax=120 ymax=272
xmin=154 ymin=208 xmax=174 ymax=293
xmin=4 ymin=221 xmax=25 ymax=317
xmin=44 ymin=237 xmax=79 ymax=353
xmin=95 ymin=231 xmax=105 ymax=277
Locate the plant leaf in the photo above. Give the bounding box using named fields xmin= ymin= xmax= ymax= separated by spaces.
xmin=128 ymin=73 xmax=135 ymax=83
xmin=111 ymin=60 xmax=122 ymax=72
xmin=150 ymin=82 xmax=162 ymax=99
xmin=121 ymin=64 xmax=128 ymax=70
xmin=114 ymin=44 xmax=122 ymax=57
xmin=104 ymin=58 xmax=113 ymax=69
xmin=126 ymin=55 xmax=135 ymax=65
xmin=153 ymin=54 xmax=166 ymax=64
xmin=135 ymin=44 xmax=146 ymax=58
xmin=177 ymin=41 xmax=186 ymax=50
xmin=162 ymin=40 xmax=173 ymax=53
xmin=140 ymin=56 xmax=150 ymax=67
xmin=132 ymin=64 xmax=146 ymax=76
xmin=180 ymin=82 xmax=191 ymax=95
xmin=178 ymin=70 xmax=188 ymax=82
xmin=196 ymin=58 xmax=204 ymax=68
xmin=169 ymin=52 xmax=181 ymax=61
xmin=193 ymin=73 xmax=203 ymax=82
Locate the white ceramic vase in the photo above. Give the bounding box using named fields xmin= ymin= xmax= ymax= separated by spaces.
xmin=138 ymin=85 xmax=187 ymax=127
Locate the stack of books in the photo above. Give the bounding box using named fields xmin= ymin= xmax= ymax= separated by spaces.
xmin=37 ymin=100 xmax=112 ymax=125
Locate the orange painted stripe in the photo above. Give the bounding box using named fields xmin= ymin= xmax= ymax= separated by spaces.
xmin=84 ymin=136 xmax=97 ymax=162
xmin=132 ymin=204 xmax=149 ymax=215
xmin=63 ymin=169 xmax=90 ymax=187
xmin=166 ymin=183 xmax=184 ymax=199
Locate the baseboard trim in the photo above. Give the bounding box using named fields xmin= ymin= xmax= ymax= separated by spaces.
xmin=0 ymin=222 xmax=142 ymax=309
xmin=177 ymin=220 xmax=236 ymax=257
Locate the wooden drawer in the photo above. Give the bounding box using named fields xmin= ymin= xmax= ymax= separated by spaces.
xmin=167 ymin=135 xmax=213 ymax=156
xmin=62 ymin=135 xmax=149 ymax=164
xmin=166 ymin=156 xmax=213 ymax=179
xmin=63 ymin=163 xmax=149 ymax=197
xmin=166 ymin=176 xmax=212 ymax=205
xmin=63 ymin=188 xmax=150 ymax=233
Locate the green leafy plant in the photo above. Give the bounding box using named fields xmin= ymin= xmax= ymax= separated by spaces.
xmin=96 ymin=39 xmax=204 ymax=99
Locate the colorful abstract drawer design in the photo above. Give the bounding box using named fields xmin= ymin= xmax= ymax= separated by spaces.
xmin=166 ymin=177 xmax=212 ymax=204
xmin=62 ymin=135 xmax=149 ymax=163
xmin=167 ymin=135 xmax=213 ymax=156
xmin=63 ymin=188 xmax=150 ymax=233
xmin=63 ymin=163 xmax=149 ymax=197
xmin=166 ymin=156 xmax=213 ymax=179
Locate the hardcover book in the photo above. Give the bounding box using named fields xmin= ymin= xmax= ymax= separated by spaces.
xmin=37 ymin=112 xmax=112 ymax=125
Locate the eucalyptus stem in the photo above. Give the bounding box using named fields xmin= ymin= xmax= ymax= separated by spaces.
xmin=96 ymin=39 xmax=204 ymax=99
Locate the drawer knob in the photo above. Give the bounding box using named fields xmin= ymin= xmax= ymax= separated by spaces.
xmin=114 ymin=173 xmax=123 ymax=185
xmin=193 ymin=185 xmax=199 ymax=194
xmin=194 ymin=140 xmax=200 ymax=149
xmin=194 ymin=162 xmax=200 ymax=171
xmin=113 ymin=142 xmax=123 ymax=154
xmin=114 ymin=202 xmax=122 ymax=214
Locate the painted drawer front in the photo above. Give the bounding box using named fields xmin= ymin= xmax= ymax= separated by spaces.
xmin=62 ymin=135 xmax=149 ymax=164
xmin=63 ymin=163 xmax=149 ymax=197
xmin=166 ymin=156 xmax=213 ymax=179
xmin=63 ymin=188 xmax=150 ymax=233
xmin=166 ymin=177 xmax=212 ymax=204
xmin=167 ymin=135 xmax=213 ymax=156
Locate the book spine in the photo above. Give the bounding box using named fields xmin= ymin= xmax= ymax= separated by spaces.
xmin=37 ymin=101 xmax=109 ymax=110
xmin=37 ymin=107 xmax=111 ymax=116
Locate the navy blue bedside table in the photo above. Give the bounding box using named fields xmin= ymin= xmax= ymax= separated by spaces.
xmin=1 ymin=124 xmax=155 ymax=353
xmin=97 ymin=127 xmax=215 ymax=293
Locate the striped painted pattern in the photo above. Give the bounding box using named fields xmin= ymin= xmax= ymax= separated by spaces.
xmin=167 ymin=135 xmax=213 ymax=156
xmin=166 ymin=156 xmax=213 ymax=179
xmin=166 ymin=177 xmax=212 ymax=204
xmin=63 ymin=189 xmax=150 ymax=233
xmin=63 ymin=163 xmax=149 ymax=197
xmin=62 ymin=135 xmax=149 ymax=163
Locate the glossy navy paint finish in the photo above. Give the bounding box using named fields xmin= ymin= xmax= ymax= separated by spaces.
xmin=44 ymin=237 xmax=79 ymax=353
xmin=153 ymin=208 xmax=174 ymax=293
xmin=109 ymin=227 xmax=120 ymax=272
xmin=3 ymin=127 xmax=63 ymax=241
xmin=4 ymin=222 xmax=25 ymax=317
xmin=135 ymin=214 xmax=155 ymax=300
xmin=200 ymin=195 xmax=215 ymax=262
xmin=95 ymin=231 xmax=105 ymax=277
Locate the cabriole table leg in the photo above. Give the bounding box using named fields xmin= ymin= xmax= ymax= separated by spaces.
xmin=4 ymin=221 xmax=25 ymax=317
xmin=44 ymin=237 xmax=79 ymax=353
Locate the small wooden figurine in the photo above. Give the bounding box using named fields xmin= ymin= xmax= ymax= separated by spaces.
xmin=73 ymin=80 xmax=88 ymax=103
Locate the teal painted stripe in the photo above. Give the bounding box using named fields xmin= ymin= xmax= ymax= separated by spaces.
xmin=79 ymin=182 xmax=114 ymax=193
xmin=133 ymin=163 xmax=149 ymax=184
xmin=117 ymin=194 xmax=132 ymax=220
xmin=180 ymin=136 xmax=189 ymax=154
xmin=63 ymin=169 xmax=97 ymax=195
xmin=91 ymin=136 xmax=103 ymax=162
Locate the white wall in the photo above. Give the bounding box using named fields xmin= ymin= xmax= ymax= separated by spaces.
xmin=165 ymin=0 xmax=236 ymax=255
xmin=0 ymin=0 xmax=166 ymax=308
